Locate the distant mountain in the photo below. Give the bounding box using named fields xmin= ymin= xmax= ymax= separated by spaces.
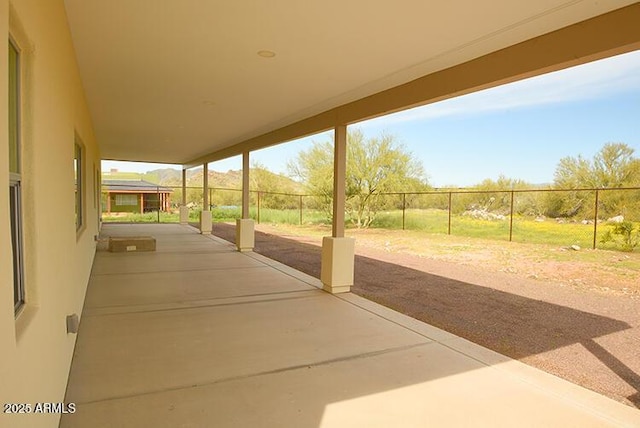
xmin=104 ymin=168 xmax=302 ymax=193
xmin=146 ymin=168 xmax=182 ymax=184
xmin=180 ymin=169 xmax=230 ymax=189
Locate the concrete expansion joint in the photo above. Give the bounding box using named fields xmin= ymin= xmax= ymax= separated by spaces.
xmin=85 ymin=291 xmax=323 ymax=318
xmin=91 ymin=265 xmax=269 ymax=278
xmin=75 ymin=342 xmax=433 ymax=407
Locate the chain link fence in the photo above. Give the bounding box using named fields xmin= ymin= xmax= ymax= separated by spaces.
xmin=377 ymin=188 xmax=640 ymax=251
xmin=101 ymin=184 xmax=640 ymax=252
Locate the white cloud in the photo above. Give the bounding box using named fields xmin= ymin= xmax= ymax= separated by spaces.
xmin=363 ymin=50 xmax=640 ymax=126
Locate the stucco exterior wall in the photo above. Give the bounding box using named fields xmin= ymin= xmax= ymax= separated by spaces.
xmin=0 ymin=1 xmax=100 ymax=427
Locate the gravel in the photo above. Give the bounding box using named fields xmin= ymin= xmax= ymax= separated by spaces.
xmin=212 ymin=222 xmax=640 ymax=409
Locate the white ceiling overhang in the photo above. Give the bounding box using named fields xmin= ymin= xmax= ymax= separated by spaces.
xmin=63 ymin=1 xmax=640 ymax=166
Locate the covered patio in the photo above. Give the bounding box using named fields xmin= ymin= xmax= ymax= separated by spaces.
xmin=60 ymin=224 xmax=640 ymax=427
xmin=4 ymin=2 xmax=640 ymax=428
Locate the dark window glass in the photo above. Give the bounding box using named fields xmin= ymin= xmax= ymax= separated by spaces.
xmin=9 ymin=39 xmax=24 ymax=314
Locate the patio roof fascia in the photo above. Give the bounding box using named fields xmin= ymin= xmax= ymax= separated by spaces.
xmin=182 ymin=3 xmax=640 ymax=170
xmin=104 ymin=189 xmax=172 ymax=194
xmin=102 ymin=180 xmax=174 ymax=193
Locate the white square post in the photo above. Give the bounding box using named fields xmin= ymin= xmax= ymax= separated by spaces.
xmin=236 ymin=151 xmax=255 ymax=251
xmin=199 ymin=163 xmax=212 ymax=234
xmin=179 ymin=168 xmax=189 ymax=224
xmin=321 ymin=125 xmax=354 ymax=293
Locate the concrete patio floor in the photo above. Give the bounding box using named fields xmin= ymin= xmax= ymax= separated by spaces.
xmin=61 ymin=224 xmax=640 ymax=427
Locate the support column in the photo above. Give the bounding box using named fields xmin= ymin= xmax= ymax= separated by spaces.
xmin=199 ymin=163 xmax=212 ymax=234
xmin=236 ymin=151 xmax=255 ymax=252
xmin=321 ymin=125 xmax=354 ymax=294
xmin=179 ymin=168 xmax=188 ymax=224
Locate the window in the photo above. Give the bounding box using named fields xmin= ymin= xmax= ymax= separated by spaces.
xmin=115 ymin=194 xmax=137 ymax=206
xmin=94 ymin=164 xmax=99 ymax=209
xmin=9 ymin=39 xmax=25 ymax=313
xmin=9 ymin=183 xmax=24 ymax=311
xmin=74 ymin=139 xmax=83 ymax=231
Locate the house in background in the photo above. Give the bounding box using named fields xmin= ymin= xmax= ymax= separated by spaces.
xmin=102 ymin=180 xmax=173 ymax=214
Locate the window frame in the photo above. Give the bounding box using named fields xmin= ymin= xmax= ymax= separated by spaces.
xmin=115 ymin=193 xmax=138 ymax=206
xmin=9 ymin=38 xmax=25 ymax=314
xmin=9 ymin=178 xmax=25 ymax=313
xmin=74 ymin=137 xmax=85 ymax=233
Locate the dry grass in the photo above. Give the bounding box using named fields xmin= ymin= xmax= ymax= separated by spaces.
xmin=253 ymin=223 xmax=640 ymax=298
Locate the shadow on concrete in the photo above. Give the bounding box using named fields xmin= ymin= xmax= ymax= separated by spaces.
xmin=213 ymin=222 xmax=639 ymax=408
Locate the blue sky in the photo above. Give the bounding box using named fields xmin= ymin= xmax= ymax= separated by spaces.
xmin=103 ymin=50 xmax=640 ymax=187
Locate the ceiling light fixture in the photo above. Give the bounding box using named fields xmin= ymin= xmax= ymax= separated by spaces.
xmin=257 ymin=50 xmax=276 ymax=58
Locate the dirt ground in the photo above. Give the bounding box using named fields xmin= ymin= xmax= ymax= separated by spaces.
xmin=212 ymin=222 xmax=640 ymax=409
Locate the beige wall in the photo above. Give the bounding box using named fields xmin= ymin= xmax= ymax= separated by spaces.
xmin=1 ymin=1 xmax=100 ymax=427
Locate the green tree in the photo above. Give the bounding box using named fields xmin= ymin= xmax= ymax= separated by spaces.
xmin=554 ymin=143 xmax=640 ymax=189
xmin=467 ymin=176 xmax=536 ymax=214
xmin=549 ymin=143 xmax=640 ymax=218
xmin=288 ymin=129 xmax=427 ymax=227
xmin=250 ymin=161 xmax=300 ymax=209
xmin=287 ymin=139 xmax=334 ymax=218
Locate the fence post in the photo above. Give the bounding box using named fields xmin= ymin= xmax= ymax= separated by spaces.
xmin=157 ymin=186 xmax=160 ymax=223
xmin=208 ymin=188 xmax=212 ymax=211
xmin=593 ymin=189 xmax=599 ymax=250
xmin=448 ymin=192 xmax=452 ymax=235
xmin=509 ymin=191 xmax=514 ymax=242
xmin=402 ymin=193 xmax=406 ymax=230
xmin=257 ymin=191 xmax=261 ymax=224
xmin=299 ymin=195 xmax=303 ymax=225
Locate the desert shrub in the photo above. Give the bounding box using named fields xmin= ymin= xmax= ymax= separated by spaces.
xmin=600 ymin=221 xmax=640 ymax=252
